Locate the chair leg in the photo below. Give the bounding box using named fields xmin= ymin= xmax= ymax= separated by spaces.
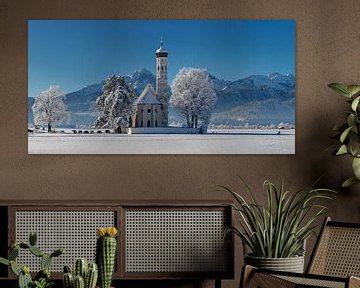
xmin=215 ymin=278 xmax=221 ymax=288
xmin=240 ymin=265 xmax=255 ymax=288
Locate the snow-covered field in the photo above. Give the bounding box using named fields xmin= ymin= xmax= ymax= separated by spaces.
xmin=28 ymin=129 xmax=295 ymax=154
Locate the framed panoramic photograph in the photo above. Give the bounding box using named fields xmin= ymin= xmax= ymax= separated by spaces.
xmin=28 ymin=20 xmax=295 ymax=154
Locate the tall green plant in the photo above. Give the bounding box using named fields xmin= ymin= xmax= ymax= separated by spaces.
xmin=96 ymin=227 xmax=117 ymax=288
xmin=328 ymin=83 xmax=360 ymax=187
xmin=220 ymin=179 xmax=334 ymax=258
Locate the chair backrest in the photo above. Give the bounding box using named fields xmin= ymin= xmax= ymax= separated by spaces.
xmin=307 ymin=217 xmax=360 ymax=277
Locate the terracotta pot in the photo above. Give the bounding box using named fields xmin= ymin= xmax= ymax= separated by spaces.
xmin=245 ymin=254 xmax=305 ymax=273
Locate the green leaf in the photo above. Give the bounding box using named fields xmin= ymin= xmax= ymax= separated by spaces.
xmin=352 ymin=157 xmax=360 ymax=179
xmin=342 ymin=177 xmax=360 ymax=188
xmin=347 ymin=114 xmax=356 ymax=128
xmin=340 ymin=126 xmax=352 ymax=143
xmin=221 ymin=178 xmax=335 ymax=258
xmin=0 ymin=257 xmax=9 ymax=266
xmin=347 ymin=85 xmax=360 ymax=97
xmin=336 ymin=144 xmax=348 ymax=155
xmin=351 ymin=96 xmax=360 ymax=111
xmin=349 ymin=135 xmax=360 ymax=156
xmin=328 ymin=83 xmax=351 ymax=97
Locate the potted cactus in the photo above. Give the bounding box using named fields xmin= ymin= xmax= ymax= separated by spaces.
xmin=0 ymin=232 xmax=64 ymax=288
xmin=96 ymin=227 xmax=118 ymax=288
xmin=62 ymin=258 xmax=98 ymax=288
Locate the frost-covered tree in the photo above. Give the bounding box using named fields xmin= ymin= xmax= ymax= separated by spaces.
xmin=170 ymin=68 xmax=217 ymax=128
xmin=94 ymin=75 xmax=136 ymax=131
xmin=32 ymin=85 xmax=69 ymax=132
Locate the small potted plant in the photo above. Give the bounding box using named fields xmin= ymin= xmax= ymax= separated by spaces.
xmin=0 ymin=232 xmax=63 ymax=288
xmin=328 ymin=83 xmax=360 ymax=187
xmin=219 ymin=178 xmax=334 ymax=272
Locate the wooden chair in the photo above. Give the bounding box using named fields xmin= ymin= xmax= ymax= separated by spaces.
xmin=241 ymin=217 xmax=360 ymax=288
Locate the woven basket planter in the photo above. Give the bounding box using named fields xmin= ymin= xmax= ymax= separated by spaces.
xmin=245 ymin=254 xmax=305 ymax=273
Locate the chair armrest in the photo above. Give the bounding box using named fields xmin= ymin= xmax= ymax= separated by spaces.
xmin=349 ymin=276 xmax=360 ymax=288
xmin=240 ymin=265 xmax=254 ymax=288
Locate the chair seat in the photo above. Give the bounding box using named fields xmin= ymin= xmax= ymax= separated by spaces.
xmin=243 ymin=266 xmax=360 ymax=288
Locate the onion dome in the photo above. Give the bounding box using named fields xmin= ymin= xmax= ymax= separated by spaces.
xmin=156 ymin=37 xmax=168 ymax=57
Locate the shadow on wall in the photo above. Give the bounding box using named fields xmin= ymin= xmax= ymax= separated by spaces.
xmin=298 ymin=109 xmax=360 ymax=269
xmin=298 ymin=106 xmax=353 ymax=193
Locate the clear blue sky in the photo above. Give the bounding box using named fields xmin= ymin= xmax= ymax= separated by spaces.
xmin=28 ymin=20 xmax=295 ymax=97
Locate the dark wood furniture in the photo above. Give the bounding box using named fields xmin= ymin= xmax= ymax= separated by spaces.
xmin=0 ymin=201 xmax=234 ymax=288
xmin=241 ymin=217 xmax=360 ymax=288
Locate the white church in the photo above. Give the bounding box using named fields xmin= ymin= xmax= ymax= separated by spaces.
xmin=128 ymin=39 xmax=201 ymax=134
xmin=131 ymin=39 xmax=169 ymax=128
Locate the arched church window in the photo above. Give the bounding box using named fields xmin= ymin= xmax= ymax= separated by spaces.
xmin=147 ymin=120 xmax=151 ymax=127
xmin=158 ymin=66 xmax=159 ymax=71
xmin=147 ymin=109 xmax=151 ymax=113
xmin=140 ymin=121 xmax=143 ymax=127
xmin=155 ymin=109 xmax=158 ymax=113
xmin=161 ymin=66 xmax=163 ymax=71
xmin=155 ymin=120 xmax=158 ymax=127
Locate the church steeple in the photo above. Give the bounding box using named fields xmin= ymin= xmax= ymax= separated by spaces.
xmin=156 ymin=37 xmax=168 ymax=57
xmin=155 ymin=38 xmax=169 ymax=126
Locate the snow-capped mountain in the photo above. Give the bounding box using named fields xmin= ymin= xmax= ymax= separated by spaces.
xmin=28 ymin=70 xmax=295 ymax=128
xmin=207 ymin=73 xmax=295 ymax=126
xmin=124 ymin=68 xmax=156 ymax=95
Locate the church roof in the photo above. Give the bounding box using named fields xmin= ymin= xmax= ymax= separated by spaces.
xmin=135 ymin=84 xmax=160 ymax=105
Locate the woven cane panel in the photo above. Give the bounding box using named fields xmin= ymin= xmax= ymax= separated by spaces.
xmin=251 ymin=273 xmax=297 ymax=288
xmin=15 ymin=211 xmax=115 ymax=272
xmin=310 ymin=226 xmax=360 ymax=277
xmin=125 ymin=210 xmax=227 ymax=273
xmin=277 ymin=275 xmax=345 ymax=288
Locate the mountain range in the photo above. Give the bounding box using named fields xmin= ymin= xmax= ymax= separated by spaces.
xmin=28 ymin=69 xmax=295 ymax=128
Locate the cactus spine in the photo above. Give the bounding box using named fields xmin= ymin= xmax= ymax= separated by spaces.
xmin=74 ymin=258 xmax=88 ymax=279
xmin=63 ymin=272 xmax=74 ymax=288
xmin=18 ymin=269 xmax=32 ymax=288
xmin=85 ymin=262 xmax=98 ymax=288
xmin=40 ymin=253 xmax=52 ymax=270
xmin=74 ymin=275 xmax=85 ymax=288
xmin=96 ymin=227 xmax=118 ymax=288
xmin=63 ymin=260 xmax=98 ymax=288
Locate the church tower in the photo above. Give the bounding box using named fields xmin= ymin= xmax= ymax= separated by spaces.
xmin=155 ymin=38 xmax=169 ymax=126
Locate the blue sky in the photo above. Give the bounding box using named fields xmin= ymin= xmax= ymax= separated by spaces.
xmin=28 ymin=20 xmax=295 ymax=98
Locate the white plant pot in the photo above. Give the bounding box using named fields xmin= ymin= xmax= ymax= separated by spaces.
xmin=245 ymin=254 xmax=305 ymax=273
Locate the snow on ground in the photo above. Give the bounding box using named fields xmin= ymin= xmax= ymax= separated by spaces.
xmin=28 ymin=129 xmax=295 ymax=154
